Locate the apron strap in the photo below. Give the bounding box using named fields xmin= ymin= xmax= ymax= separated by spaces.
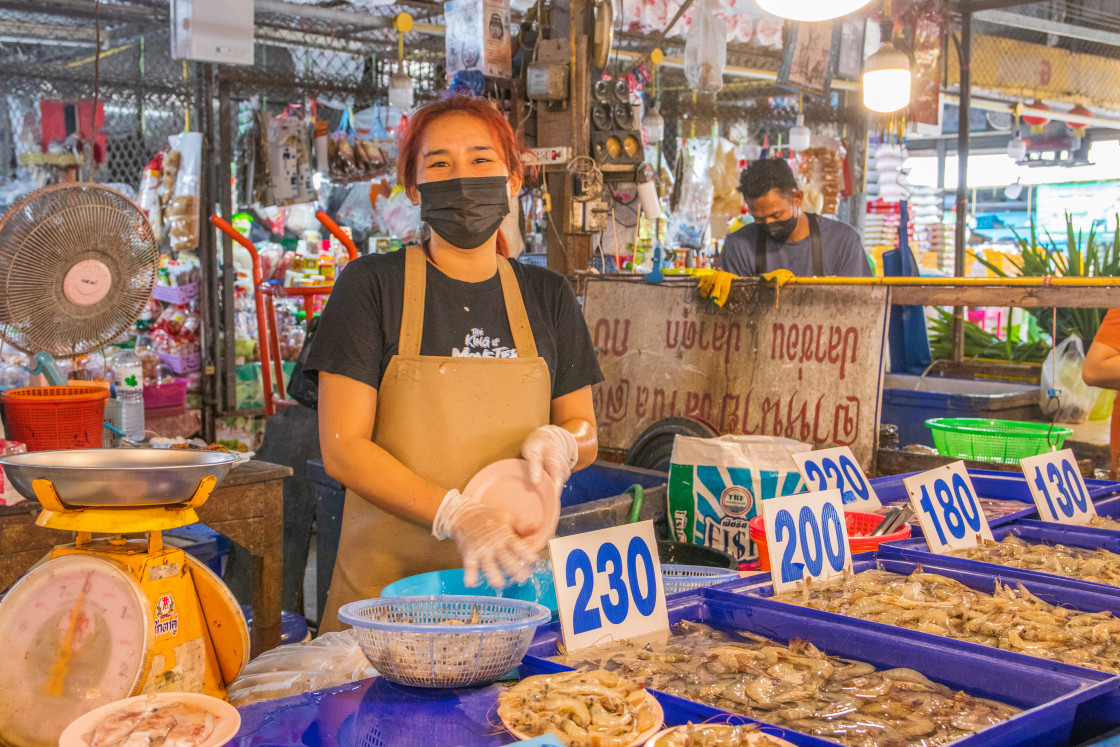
xmin=496 ymin=256 xmax=539 ymax=358
xmin=399 ymin=246 xmax=428 ymax=356
xmin=808 ymin=213 xmax=823 ymax=276
xmin=755 ymin=225 xmax=767 ymax=276
xmin=399 ymin=246 xmax=539 ymax=358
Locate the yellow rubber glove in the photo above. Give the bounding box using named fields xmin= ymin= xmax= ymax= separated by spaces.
xmin=697 ymin=270 xmax=736 ymax=308
xmin=761 ymin=269 xmax=797 ymax=307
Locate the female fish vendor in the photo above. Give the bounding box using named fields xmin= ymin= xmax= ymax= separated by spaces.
xmin=306 ymin=94 xmax=604 ymax=633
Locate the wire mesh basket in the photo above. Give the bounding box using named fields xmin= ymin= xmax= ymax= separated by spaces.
xmin=338 ymin=595 xmax=550 ymax=688
xmin=925 ymin=418 xmax=1072 ymax=465
xmin=661 ymin=564 xmax=740 ymax=594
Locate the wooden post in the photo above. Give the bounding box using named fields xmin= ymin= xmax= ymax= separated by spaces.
xmin=539 ymin=0 xmax=593 ymax=275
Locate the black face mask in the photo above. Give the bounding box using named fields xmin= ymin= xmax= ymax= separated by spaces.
xmin=760 ymin=210 xmax=800 ymax=243
xmin=418 ymin=176 xmax=510 ymax=250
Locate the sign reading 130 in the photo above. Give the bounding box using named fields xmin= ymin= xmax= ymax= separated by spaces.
xmin=793 ymin=446 xmax=882 ymax=509
xmin=548 ymin=520 xmax=670 ymax=652
xmin=903 ymin=461 xmax=993 ymax=553
xmin=1020 ymin=449 xmax=1096 ymax=525
xmin=762 ymin=488 xmax=852 ymax=593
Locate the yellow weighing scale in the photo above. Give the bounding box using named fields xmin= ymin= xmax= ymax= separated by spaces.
xmin=0 ymin=449 xmax=250 ymax=747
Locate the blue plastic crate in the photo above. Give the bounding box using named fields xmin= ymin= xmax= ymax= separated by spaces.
xmin=163 ymin=523 xmax=232 ymax=576
xmin=521 ymin=588 xmax=1120 ymax=746
xmin=868 ymin=469 xmax=1120 ymax=530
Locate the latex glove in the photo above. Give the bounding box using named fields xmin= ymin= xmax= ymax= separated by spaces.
xmin=698 ymin=270 xmax=736 ymax=308
xmin=432 ymin=490 xmax=537 ymax=588
xmin=521 ymin=424 xmax=578 ymax=493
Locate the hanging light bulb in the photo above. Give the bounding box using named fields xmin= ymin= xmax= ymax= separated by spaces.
xmin=389 ymin=13 xmax=415 ymax=111
xmin=789 ymin=113 xmax=811 ymax=152
xmin=1007 ymin=135 xmax=1027 ymax=161
xmin=643 ymin=106 xmax=665 ymax=144
xmin=756 ymin=0 xmax=871 ymax=22
xmin=862 ymin=44 xmax=910 ymax=112
xmin=389 ymin=71 xmax=414 ymax=110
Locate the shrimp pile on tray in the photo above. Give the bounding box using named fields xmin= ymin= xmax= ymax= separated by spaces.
xmin=498 ymin=670 xmax=660 ymax=747
xmin=770 ymin=568 xmax=1120 ymax=673
xmin=1088 ymin=515 xmax=1120 ymax=531
xmin=552 ymin=621 xmax=1019 ymax=747
xmin=651 ymin=722 xmax=793 ymax=747
xmin=947 ymin=535 xmax=1120 ymax=586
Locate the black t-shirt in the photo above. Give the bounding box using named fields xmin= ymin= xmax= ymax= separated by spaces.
xmin=303 ymin=250 xmax=604 ymax=399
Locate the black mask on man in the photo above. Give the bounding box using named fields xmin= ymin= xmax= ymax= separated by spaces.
xmin=761 ymin=210 xmax=800 ymax=243
xmin=418 ymin=176 xmax=510 ymax=250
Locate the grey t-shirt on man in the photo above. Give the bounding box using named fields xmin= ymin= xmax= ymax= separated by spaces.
xmin=720 ymin=214 xmax=872 ymax=277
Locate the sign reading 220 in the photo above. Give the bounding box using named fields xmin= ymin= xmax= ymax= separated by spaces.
xmin=903 ymin=461 xmax=993 ymax=553
xmin=548 ymin=521 xmax=670 ymax=652
xmin=762 ymin=488 xmax=852 ymax=593
xmin=793 ymin=447 xmax=883 ymax=509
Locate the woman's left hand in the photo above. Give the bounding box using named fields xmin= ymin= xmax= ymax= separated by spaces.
xmin=521 ymin=425 xmax=578 ymax=493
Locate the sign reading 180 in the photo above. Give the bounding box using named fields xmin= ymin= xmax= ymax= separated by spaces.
xmin=793 ymin=447 xmax=883 ymax=510
xmin=762 ymin=488 xmax=852 ymax=593
xmin=1020 ymin=449 xmax=1096 ymax=525
xmin=548 ymin=521 xmax=670 ymax=652
xmin=903 ymin=461 xmax=993 ymax=553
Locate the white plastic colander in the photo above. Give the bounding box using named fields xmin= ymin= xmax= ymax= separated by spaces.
xmin=661 ymin=564 xmax=741 ymax=595
xmin=338 ymin=595 xmax=550 ymax=688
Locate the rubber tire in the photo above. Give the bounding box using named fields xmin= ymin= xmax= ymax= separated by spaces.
xmin=624 ymin=416 xmax=719 ymax=473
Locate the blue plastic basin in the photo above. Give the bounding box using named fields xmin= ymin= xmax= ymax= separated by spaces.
xmin=381 ymin=569 xmax=558 ymax=613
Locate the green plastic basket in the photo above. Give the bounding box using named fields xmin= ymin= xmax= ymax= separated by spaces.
xmin=925 ymin=418 xmax=1073 ymax=465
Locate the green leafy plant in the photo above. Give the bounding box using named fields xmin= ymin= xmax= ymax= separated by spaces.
xmin=928 ymin=308 xmax=1050 ymax=363
xmin=972 ymin=212 xmax=1120 ymax=342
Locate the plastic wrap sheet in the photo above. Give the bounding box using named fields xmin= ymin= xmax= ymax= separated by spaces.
xmin=230 ymin=677 xmax=512 ymax=746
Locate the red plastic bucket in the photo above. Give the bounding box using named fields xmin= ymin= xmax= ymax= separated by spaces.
xmin=748 ymin=510 xmax=912 ymax=572
xmin=0 ymin=385 xmax=109 ymax=451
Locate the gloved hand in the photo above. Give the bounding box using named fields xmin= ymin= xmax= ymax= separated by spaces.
xmin=432 ymin=489 xmax=537 ymax=588
xmin=521 ymin=424 xmax=578 ymax=493
xmin=697 ymin=270 xmax=736 ymax=308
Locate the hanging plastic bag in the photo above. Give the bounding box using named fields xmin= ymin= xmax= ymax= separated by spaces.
xmin=683 ymin=0 xmax=727 ymax=94
xmin=1040 ymin=335 xmax=1100 ymax=424
xmin=165 ymin=132 xmax=202 ymax=252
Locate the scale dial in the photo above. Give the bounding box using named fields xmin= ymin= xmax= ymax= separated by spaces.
xmin=0 ymin=554 xmax=151 ymax=747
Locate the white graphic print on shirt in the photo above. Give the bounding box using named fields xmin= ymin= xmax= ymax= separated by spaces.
xmin=452 ymin=328 xmax=519 ymax=358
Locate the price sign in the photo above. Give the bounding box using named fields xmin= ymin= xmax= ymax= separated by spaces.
xmin=1020 ymin=449 xmax=1096 ymax=525
xmin=903 ymin=462 xmax=993 ymax=553
xmin=761 ymin=488 xmax=852 ymax=593
xmin=793 ymin=446 xmax=883 ymax=510
xmin=548 ymin=520 xmax=669 ymax=652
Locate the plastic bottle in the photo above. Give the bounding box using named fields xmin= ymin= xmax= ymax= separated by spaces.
xmin=112 ymin=345 xmax=145 ymax=441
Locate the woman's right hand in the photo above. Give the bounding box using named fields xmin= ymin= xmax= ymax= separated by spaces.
xmin=436 ymin=492 xmax=539 ymax=588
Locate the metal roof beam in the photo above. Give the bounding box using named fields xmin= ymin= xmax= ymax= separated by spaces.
xmin=975 ymin=8 xmax=1120 ymax=46
xmin=960 ymin=0 xmax=1045 ymax=12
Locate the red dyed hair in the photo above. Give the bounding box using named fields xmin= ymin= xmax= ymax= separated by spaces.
xmin=397 ymin=94 xmax=535 ymax=257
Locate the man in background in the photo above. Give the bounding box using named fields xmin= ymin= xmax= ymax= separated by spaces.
xmin=720 ymin=158 xmax=871 ymax=277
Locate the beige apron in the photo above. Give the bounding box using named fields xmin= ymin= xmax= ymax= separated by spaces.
xmin=319 ymin=246 xmax=551 ymax=633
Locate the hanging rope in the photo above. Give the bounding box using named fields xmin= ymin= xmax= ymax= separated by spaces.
xmin=1047 ymin=305 xmax=1061 ymax=449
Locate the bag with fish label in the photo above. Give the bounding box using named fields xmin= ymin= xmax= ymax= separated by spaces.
xmin=667 ymin=435 xmax=810 ymax=565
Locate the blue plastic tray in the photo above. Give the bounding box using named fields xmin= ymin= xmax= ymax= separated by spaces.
xmin=869 ymin=469 xmax=1120 ymax=529
xmin=381 ymin=569 xmax=558 ymax=613
xmin=886 ymin=521 xmax=1120 ymax=598
xmin=521 ymin=589 xmax=1120 ymax=746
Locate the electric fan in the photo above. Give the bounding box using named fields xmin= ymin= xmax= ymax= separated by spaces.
xmin=0 ymin=183 xmax=160 ymax=358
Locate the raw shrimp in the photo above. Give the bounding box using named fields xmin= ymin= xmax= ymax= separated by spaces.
xmin=498 ymin=670 xmax=658 ymax=747
xmin=770 ymin=566 xmax=1120 ymax=674
xmin=949 ymin=535 xmax=1120 ymax=586
xmin=651 ymin=722 xmax=793 ymax=747
xmin=552 ymin=622 xmax=1019 ymax=747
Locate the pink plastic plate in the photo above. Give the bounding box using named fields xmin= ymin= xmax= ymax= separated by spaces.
xmin=464 ymin=458 xmax=560 ymax=547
